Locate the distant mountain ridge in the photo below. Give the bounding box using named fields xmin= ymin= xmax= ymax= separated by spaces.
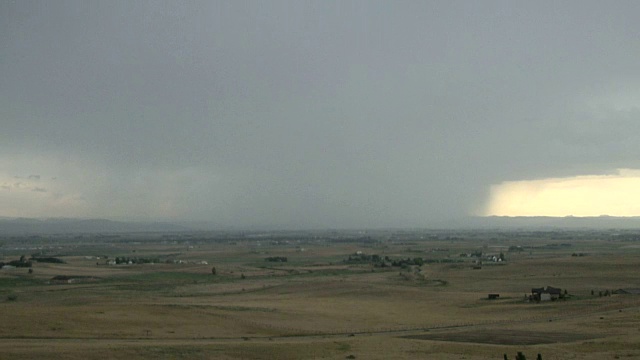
xmin=442 ymin=215 xmax=640 ymax=229
xmin=2 ymin=216 xmax=640 ymax=235
xmin=0 ymin=217 xmax=188 ymax=235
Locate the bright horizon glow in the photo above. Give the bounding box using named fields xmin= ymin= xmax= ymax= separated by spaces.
xmin=484 ymin=169 xmax=640 ymax=217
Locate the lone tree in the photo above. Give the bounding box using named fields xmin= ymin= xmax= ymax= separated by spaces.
xmin=211 ymin=266 xmax=217 ymax=275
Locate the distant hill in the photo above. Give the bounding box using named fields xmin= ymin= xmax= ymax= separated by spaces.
xmin=2 ymin=216 xmax=640 ymax=235
xmin=441 ymin=216 xmax=640 ymax=230
xmin=0 ymin=218 xmax=188 ymax=235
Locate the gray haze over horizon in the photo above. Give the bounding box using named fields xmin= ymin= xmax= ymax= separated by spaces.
xmin=2 ymin=1 xmax=640 ymax=229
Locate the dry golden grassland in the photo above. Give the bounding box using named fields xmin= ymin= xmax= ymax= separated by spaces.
xmin=1 ymin=230 xmax=640 ymax=359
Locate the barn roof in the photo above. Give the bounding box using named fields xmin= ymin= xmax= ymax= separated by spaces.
xmin=531 ymin=286 xmax=562 ymax=295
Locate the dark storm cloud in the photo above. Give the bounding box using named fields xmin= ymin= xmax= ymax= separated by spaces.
xmin=1 ymin=1 xmax=640 ymax=227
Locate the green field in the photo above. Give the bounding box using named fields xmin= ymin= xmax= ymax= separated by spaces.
xmin=1 ymin=229 xmax=640 ymax=359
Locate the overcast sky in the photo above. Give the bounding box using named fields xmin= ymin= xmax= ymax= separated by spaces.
xmin=1 ymin=1 xmax=640 ymax=228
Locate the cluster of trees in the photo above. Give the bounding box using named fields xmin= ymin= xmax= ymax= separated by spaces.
xmin=0 ymin=255 xmax=32 ymax=268
xmin=390 ymin=257 xmax=425 ymax=267
xmin=264 ymin=256 xmax=288 ymax=262
xmin=114 ymin=256 xmax=160 ymax=264
xmin=30 ymin=257 xmax=65 ymax=264
xmin=345 ymin=253 xmax=386 ymax=264
xmin=344 ymin=253 xmax=463 ymax=267
xmin=592 ymin=289 xmax=613 ymax=297
xmin=544 ymin=243 xmax=572 ymax=249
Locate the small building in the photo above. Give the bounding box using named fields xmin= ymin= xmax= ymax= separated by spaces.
xmin=531 ymin=286 xmax=562 ymax=301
